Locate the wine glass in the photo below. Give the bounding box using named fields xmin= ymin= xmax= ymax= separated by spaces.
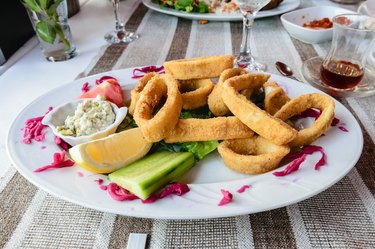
xmin=235 ymin=0 xmax=270 ymax=72
xmin=105 ymin=0 xmax=139 ymax=44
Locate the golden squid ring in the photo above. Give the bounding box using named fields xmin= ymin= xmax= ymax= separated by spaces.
xmin=178 ymin=78 xmax=214 ymax=110
xmin=208 ymin=68 xmax=250 ymax=116
xmin=128 ymin=72 xmax=158 ymax=115
xmin=273 ymin=93 xmax=335 ymax=148
xmin=263 ymin=82 xmax=290 ymax=116
xmin=164 ymin=116 xmax=254 ymax=143
xmin=133 ymin=74 xmax=182 ymax=142
xmin=163 ymin=55 xmax=235 ymax=80
xmin=222 ymin=73 xmax=297 ymax=145
xmin=218 ymin=136 xmax=290 ymax=174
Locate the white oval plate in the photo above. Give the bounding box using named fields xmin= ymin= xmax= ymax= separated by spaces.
xmin=143 ymin=0 xmax=301 ymax=21
xmin=7 ymin=67 xmax=363 ymax=219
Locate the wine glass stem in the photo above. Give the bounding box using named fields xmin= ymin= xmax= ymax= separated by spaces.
xmin=240 ymin=12 xmax=255 ymax=58
xmin=111 ymin=0 xmax=124 ymax=31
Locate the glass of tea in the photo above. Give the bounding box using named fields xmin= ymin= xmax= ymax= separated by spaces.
xmin=320 ymin=14 xmax=375 ymax=90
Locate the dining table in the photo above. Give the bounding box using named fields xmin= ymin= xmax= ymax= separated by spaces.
xmin=1 ymin=0 xmax=375 ymax=248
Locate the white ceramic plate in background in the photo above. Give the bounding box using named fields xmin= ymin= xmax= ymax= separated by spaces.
xmin=6 ymin=67 xmax=363 ymax=219
xmin=358 ymin=0 xmax=375 ymax=17
xmin=281 ymin=6 xmax=355 ymax=44
xmin=143 ymin=0 xmax=300 ymax=21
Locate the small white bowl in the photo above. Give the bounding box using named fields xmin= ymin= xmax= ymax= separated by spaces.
xmin=42 ymin=98 xmax=128 ymax=146
xmin=281 ymin=6 xmax=355 ymax=44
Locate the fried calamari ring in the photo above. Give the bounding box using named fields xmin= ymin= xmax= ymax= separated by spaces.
xmin=133 ymin=74 xmax=182 ymax=142
xmin=128 ymin=72 xmax=158 ymax=115
xmin=164 ymin=117 xmax=254 ymax=143
xmin=222 ymin=74 xmax=298 ymax=145
xmin=263 ymin=82 xmax=290 ymax=115
xmin=218 ymin=136 xmax=290 ymax=174
xmin=273 ymin=93 xmax=335 ymax=148
xmin=207 ymin=68 xmax=249 ymax=116
xmin=163 ymin=55 xmax=235 ymax=80
xmin=178 ymin=78 xmax=214 ymax=110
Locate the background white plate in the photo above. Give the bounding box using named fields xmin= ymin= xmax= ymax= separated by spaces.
xmin=143 ymin=0 xmax=301 ymax=21
xmin=7 ymin=68 xmax=363 ymax=219
xmin=358 ymin=0 xmax=375 ymax=17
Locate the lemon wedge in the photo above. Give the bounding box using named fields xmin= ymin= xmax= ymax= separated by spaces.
xmin=69 ymin=128 xmax=153 ymax=174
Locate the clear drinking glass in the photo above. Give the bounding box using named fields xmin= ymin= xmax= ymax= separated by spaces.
xmin=301 ymin=14 xmax=375 ymax=97
xmin=234 ymin=0 xmax=270 ymax=72
xmin=320 ymin=14 xmax=375 ymax=90
xmin=105 ymin=0 xmax=139 ymax=44
xmin=26 ymin=0 xmax=76 ymax=62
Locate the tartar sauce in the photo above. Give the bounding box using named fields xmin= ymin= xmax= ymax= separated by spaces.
xmin=57 ymin=96 xmax=115 ymax=137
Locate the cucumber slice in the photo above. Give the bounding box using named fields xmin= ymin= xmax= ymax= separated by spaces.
xmin=108 ymin=151 xmax=195 ymax=200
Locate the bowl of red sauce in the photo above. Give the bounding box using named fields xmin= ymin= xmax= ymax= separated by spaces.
xmin=281 ymin=6 xmax=355 ymax=44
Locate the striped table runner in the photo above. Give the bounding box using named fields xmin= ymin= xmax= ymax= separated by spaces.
xmin=2 ymin=1 xmax=375 ymax=248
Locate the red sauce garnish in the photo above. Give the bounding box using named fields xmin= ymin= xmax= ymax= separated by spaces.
xmin=303 ymin=17 xmax=333 ymax=29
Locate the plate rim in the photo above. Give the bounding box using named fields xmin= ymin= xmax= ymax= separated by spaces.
xmin=6 ymin=67 xmax=364 ymax=219
xmin=142 ymin=0 xmax=301 ymax=21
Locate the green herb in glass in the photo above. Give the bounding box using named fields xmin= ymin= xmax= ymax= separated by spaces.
xmin=22 ymin=0 xmax=71 ymax=49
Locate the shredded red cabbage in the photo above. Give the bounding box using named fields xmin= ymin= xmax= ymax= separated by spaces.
xmin=141 ymin=195 xmax=158 ymax=204
xmin=331 ymin=117 xmax=340 ymax=126
xmin=159 ymin=182 xmax=190 ymax=198
xmin=295 ymin=108 xmax=321 ymax=120
xmin=22 ymin=107 xmax=52 ymax=144
xmin=237 ymin=184 xmax=251 ymax=193
xmin=95 ymin=178 xmax=104 ymax=185
xmin=301 ymin=145 xmax=326 ymax=170
xmin=131 ymin=66 xmax=165 ymax=79
xmin=295 ymin=108 xmax=348 ymax=131
xmin=107 ymin=183 xmax=139 ymax=201
xmin=54 ymin=136 xmax=71 ymax=151
xmin=218 ymin=189 xmax=233 ymax=206
xmin=280 ymin=145 xmax=327 ymax=175
xmin=81 ymin=82 xmax=89 ymax=93
xmin=96 ymin=76 xmax=117 ymax=85
xmin=77 ymin=172 xmax=84 ymax=177
xmin=34 ymin=151 xmax=75 ymax=172
xmin=273 ymin=154 xmax=307 ymax=177
xmin=104 ymin=182 xmax=190 ymax=203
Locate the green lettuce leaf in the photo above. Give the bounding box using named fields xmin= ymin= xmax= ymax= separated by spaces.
xmin=181 ymin=140 xmax=219 ymax=161
xmin=174 ymin=0 xmax=194 ymax=12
